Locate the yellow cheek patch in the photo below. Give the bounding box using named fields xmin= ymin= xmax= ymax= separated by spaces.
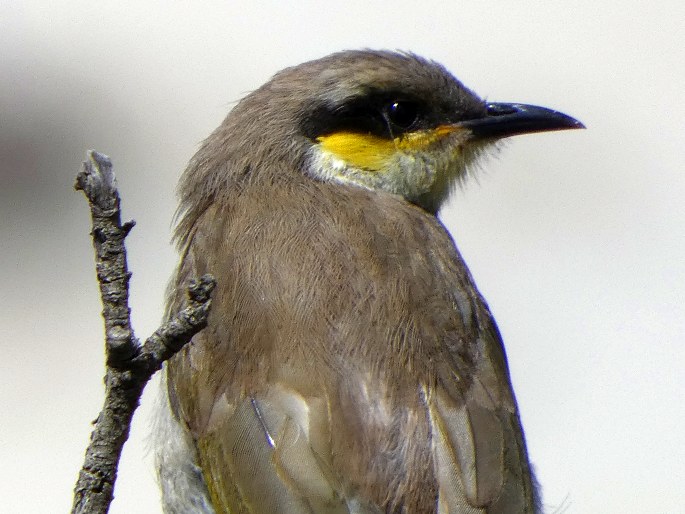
xmin=316 ymin=132 xmax=396 ymax=172
xmin=316 ymin=125 xmax=462 ymax=172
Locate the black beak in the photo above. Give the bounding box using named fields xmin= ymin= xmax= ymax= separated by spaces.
xmin=459 ymin=102 xmax=585 ymax=139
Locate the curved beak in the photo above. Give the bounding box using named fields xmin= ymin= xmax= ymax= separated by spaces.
xmin=459 ymin=102 xmax=585 ymax=139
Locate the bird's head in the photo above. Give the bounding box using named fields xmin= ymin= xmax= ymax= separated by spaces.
xmin=177 ymin=50 xmax=583 ymax=230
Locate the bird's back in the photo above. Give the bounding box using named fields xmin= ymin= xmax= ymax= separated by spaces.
xmin=163 ymin=174 xmax=539 ymax=513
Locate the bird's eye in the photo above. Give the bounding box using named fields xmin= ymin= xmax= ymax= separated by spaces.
xmin=384 ymin=101 xmax=419 ymax=130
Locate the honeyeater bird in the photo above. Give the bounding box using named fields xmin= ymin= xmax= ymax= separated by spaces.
xmin=154 ymin=50 xmax=583 ymax=514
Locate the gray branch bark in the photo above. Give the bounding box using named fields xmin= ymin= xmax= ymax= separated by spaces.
xmin=71 ymin=151 xmax=215 ymax=514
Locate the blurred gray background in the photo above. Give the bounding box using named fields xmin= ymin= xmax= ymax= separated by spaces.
xmin=2 ymin=1 xmax=683 ymax=512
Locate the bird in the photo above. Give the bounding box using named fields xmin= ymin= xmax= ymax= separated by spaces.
xmin=153 ymin=50 xmax=583 ymax=514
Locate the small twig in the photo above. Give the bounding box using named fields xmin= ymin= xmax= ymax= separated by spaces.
xmin=71 ymin=151 xmax=215 ymax=514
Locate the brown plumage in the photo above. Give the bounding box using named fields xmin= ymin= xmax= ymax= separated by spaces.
xmin=156 ymin=50 xmax=582 ymax=514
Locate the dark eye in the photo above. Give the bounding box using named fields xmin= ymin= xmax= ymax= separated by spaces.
xmin=384 ymin=101 xmax=419 ymax=130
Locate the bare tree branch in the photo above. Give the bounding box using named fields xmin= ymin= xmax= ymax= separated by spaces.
xmin=71 ymin=151 xmax=215 ymax=514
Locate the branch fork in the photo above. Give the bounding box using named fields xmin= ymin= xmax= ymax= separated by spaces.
xmin=71 ymin=151 xmax=214 ymax=514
